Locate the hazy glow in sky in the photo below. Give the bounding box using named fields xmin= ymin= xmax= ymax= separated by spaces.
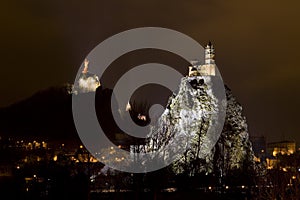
xmin=0 ymin=0 xmax=299 ymax=143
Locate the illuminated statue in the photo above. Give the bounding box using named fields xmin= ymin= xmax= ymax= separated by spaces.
xmin=82 ymin=59 xmax=89 ymax=74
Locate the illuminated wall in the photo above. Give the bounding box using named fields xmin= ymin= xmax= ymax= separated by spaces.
xmin=267 ymin=141 xmax=296 ymax=156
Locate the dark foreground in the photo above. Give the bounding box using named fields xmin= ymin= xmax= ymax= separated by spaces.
xmin=90 ymin=190 xmax=250 ymax=200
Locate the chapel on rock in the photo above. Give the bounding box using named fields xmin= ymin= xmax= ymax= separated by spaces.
xmin=188 ymin=41 xmax=216 ymax=76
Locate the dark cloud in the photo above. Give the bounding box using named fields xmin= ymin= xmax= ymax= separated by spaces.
xmin=0 ymin=0 xmax=299 ymax=143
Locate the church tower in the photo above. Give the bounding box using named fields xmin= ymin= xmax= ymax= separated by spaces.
xmin=205 ymin=41 xmax=215 ymax=65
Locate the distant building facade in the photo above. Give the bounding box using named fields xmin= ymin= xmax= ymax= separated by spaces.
xmin=265 ymin=140 xmax=296 ymax=169
xmin=267 ymin=140 xmax=296 ymax=157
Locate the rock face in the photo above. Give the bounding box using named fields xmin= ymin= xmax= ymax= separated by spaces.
xmin=213 ymin=86 xmax=256 ymax=176
xmin=147 ymin=75 xmax=255 ymax=176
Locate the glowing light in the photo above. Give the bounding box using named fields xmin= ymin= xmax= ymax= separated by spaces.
xmin=208 ymin=186 xmax=212 ymax=190
xmin=42 ymin=141 xmax=47 ymax=148
xmin=53 ymin=155 xmax=58 ymax=161
xmin=80 ymin=145 xmax=83 ymax=149
xmin=126 ymin=102 xmax=131 ymax=111
xmin=137 ymin=114 xmax=147 ymax=121
xmin=292 ymin=176 xmax=296 ymax=179
xmin=225 ymin=186 xmax=229 ymax=189
xmin=282 ymin=168 xmax=288 ymax=172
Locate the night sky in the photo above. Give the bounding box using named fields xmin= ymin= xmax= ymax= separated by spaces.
xmin=0 ymin=0 xmax=299 ymax=144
